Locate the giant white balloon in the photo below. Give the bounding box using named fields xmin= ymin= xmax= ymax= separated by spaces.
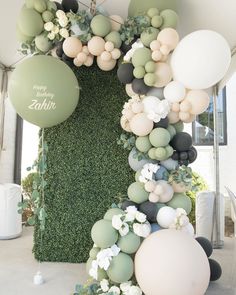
xmin=171 ymin=30 xmax=231 ymax=89
xmin=135 ymin=230 xmax=210 ymax=295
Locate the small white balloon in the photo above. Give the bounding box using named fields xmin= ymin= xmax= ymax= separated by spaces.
xmin=164 ymin=81 xmax=186 ymax=103
xmin=157 ymin=206 xmax=176 ymax=228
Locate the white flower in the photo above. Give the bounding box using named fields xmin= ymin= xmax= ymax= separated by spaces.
xmin=59 ymin=16 xmax=69 ymax=27
xmin=139 ymin=163 xmax=159 ymax=183
xmin=120 ymin=281 xmax=132 ymax=293
xmin=127 ymin=286 xmax=142 ymax=295
xmin=47 ymin=32 xmax=55 ymax=40
xmin=44 ymin=22 xmax=54 ymax=31
xmin=119 ymin=222 xmax=129 ymax=236
xmin=135 ymin=212 xmax=146 ymax=223
xmin=100 ymin=279 xmax=109 ymax=292
xmin=109 ymin=286 xmax=121 ymax=295
xmin=133 ymin=223 xmax=142 ymax=237
xmin=124 ymin=39 xmax=144 ymax=62
xmin=59 ymin=28 xmax=69 ymax=38
xmin=52 ymin=25 xmax=59 ymax=34
xmin=89 ymin=260 xmax=98 ymax=280
xmin=112 ymin=214 xmax=123 ymax=230
xmin=125 ymin=206 xmax=138 ymax=222
xmin=56 ymin=10 xmax=66 ymax=18
xmin=110 ymin=244 xmax=120 ymax=256
xmin=140 ymin=223 xmax=151 ymax=237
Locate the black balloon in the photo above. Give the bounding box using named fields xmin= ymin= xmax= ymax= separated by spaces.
xmin=120 ymin=38 xmax=137 ymax=54
xmin=132 ymin=78 xmax=151 ymax=95
xmin=209 ymin=259 xmax=222 ymax=281
xmin=154 ymin=117 xmax=169 ymax=129
xmin=61 ymin=0 xmax=79 ymax=13
xmin=196 ymin=237 xmax=213 ymax=257
xmin=56 ymin=41 xmax=64 ymax=58
xmin=121 ymin=200 xmax=139 ymax=210
xmin=54 ymin=1 xmax=63 ymax=10
xmin=62 ymin=54 xmax=74 ymax=67
xmin=179 ymin=151 xmax=188 ymax=161
xmin=171 ymin=151 xmax=179 ymax=161
xmin=117 ymin=63 xmax=134 ymax=84
xmin=188 ymin=146 xmax=198 ymax=163
xmin=139 ymin=201 xmax=158 ymax=223
xmin=170 ymin=132 xmax=193 ymax=152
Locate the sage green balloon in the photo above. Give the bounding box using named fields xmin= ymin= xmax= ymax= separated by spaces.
xmin=89 ymin=247 xmax=100 ymax=259
xmin=9 ymin=55 xmax=79 ymax=128
xmin=128 ymin=182 xmax=149 ymax=204
xmin=165 ymin=145 xmax=174 ymax=158
xmin=144 ymin=73 xmax=156 ymax=86
xmin=148 ymin=147 xmax=156 ymax=160
xmin=42 ymin=10 xmax=54 ymax=22
xmin=141 ymin=27 xmax=159 ymax=47
xmin=107 ymin=253 xmax=134 ymax=283
xmin=167 ymin=193 xmax=192 ymax=215
xmin=145 ymin=61 xmax=156 ymax=73
xmin=34 ymin=0 xmax=47 ymax=13
xmin=18 ymin=7 xmax=44 ymax=37
xmin=91 ymin=219 xmax=118 ymax=248
xmin=105 ymin=31 xmax=122 ymax=48
xmin=151 ymin=15 xmax=163 ymax=28
xmin=135 ymin=169 xmax=142 ymax=182
xmin=16 ymin=25 xmax=34 ymax=43
xmin=25 ymin=0 xmax=36 ymax=8
xmin=91 ymin=15 xmax=111 ymax=37
xmin=149 ymin=128 xmax=171 ymax=147
xmin=173 ymin=121 xmax=184 ymax=133
xmin=47 ymin=1 xmax=57 ymax=11
xmin=160 ymin=9 xmax=178 ymax=29
xmin=136 ymin=136 xmax=152 ymax=153
xmin=128 ymin=0 xmax=177 ymax=17
xmin=132 ymin=48 xmax=152 ymax=67
xmin=147 ymin=8 xmax=159 ymax=18
xmin=35 ymin=34 xmax=52 ymax=53
xmin=133 ymin=66 xmax=146 ymax=79
xmin=155 ymin=147 xmax=167 ymax=161
xmin=118 ymin=232 xmax=141 ymax=254
xmin=167 ymin=124 xmax=176 ymax=139
xmin=104 ymin=208 xmax=124 ymax=220
xmin=86 ymin=257 xmax=93 ymax=274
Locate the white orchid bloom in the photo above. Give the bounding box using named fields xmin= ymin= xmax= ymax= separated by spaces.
xmin=109 ymin=286 xmax=121 ymax=295
xmin=44 ymin=21 xmax=54 ymax=31
xmin=135 ymin=211 xmax=147 ymax=223
xmin=100 ymin=279 xmax=109 ymax=292
xmin=112 ymin=214 xmax=123 ymax=230
xmin=119 ymin=222 xmax=129 ymax=236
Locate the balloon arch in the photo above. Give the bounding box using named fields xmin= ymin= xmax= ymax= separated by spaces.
xmin=9 ymin=0 xmax=231 ymax=294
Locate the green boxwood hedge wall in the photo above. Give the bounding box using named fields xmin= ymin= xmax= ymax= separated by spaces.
xmin=34 ymin=65 xmax=133 ymax=263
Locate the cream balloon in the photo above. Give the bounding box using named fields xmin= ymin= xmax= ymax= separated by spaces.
xmin=168 ymin=111 xmax=179 ymax=124
xmin=156 ymin=206 xmax=176 ymax=228
xmin=157 ymin=28 xmax=179 ymax=51
xmin=97 ymin=56 xmax=116 ymax=71
xmin=135 ymin=230 xmax=210 ymax=295
xmin=120 ymin=116 xmax=132 ymax=132
xmin=110 ymin=15 xmax=124 ymax=31
xmin=63 ymin=37 xmax=82 ymax=58
xmin=164 ymin=81 xmax=186 ymax=103
xmin=88 ymin=36 xmax=105 ymax=56
xmin=126 ymin=84 xmax=137 ymax=98
xmin=185 ymin=90 xmax=210 ymax=115
xmin=171 ymin=30 xmax=231 ymax=89
xmin=129 ymin=113 xmax=154 ymax=136
xmin=154 ymin=62 xmax=172 ymax=88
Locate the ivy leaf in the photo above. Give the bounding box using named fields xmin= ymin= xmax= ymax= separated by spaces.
xmin=27 ymin=215 xmax=36 ymax=226
xmin=32 ymin=190 xmax=40 ymax=201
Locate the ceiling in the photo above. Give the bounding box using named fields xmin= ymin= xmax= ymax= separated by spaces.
xmin=0 ymin=0 xmax=236 ymax=67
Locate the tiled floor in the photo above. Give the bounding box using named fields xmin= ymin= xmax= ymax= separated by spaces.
xmin=0 ymin=227 xmax=235 ymax=295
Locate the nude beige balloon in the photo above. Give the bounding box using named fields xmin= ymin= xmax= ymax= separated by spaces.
xmin=154 ymin=62 xmax=172 ymax=88
xmin=110 ymin=15 xmax=124 ymax=31
xmin=88 ymin=36 xmax=105 ymax=56
xmin=135 ymin=230 xmax=210 ymax=295
xmin=130 ymin=113 xmax=154 ymax=136
xmin=168 ymin=111 xmax=179 ymax=124
xmin=185 ymin=90 xmax=210 ymax=115
xmin=157 ymin=28 xmax=179 ymax=51
xmin=63 ymin=37 xmax=82 ymax=58
xmin=97 ymin=56 xmax=116 ymax=71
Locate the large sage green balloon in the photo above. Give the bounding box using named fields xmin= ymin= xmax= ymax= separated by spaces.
xmin=9 ymin=56 xmax=79 ymax=128
xmin=91 ymin=219 xmax=118 ymax=248
xmin=89 ymin=247 xmax=100 ymax=259
xmin=104 ymin=208 xmax=124 ymax=220
xmin=128 ymin=0 xmax=177 ymax=17
xmin=35 ymin=34 xmax=52 ymax=53
xmin=16 ymin=25 xmax=34 ymax=43
xmin=141 ymin=27 xmax=159 ymax=47
xmin=149 ymin=128 xmax=171 ymax=147
xmin=105 ymin=31 xmax=122 ymax=48
xmin=132 ymin=48 xmax=152 ymax=67
xmin=128 ymin=182 xmax=149 ymax=204
xmin=18 ymin=7 xmax=44 ymax=37
xmin=118 ymin=232 xmax=141 ymax=254
xmin=136 ymin=136 xmax=152 ymax=153
xmin=91 ymin=15 xmax=111 ymax=37
xmin=160 ymin=9 xmax=178 ymax=29
xmin=167 ymin=193 xmax=192 ymax=215
xmin=107 ymin=253 xmax=134 ymax=283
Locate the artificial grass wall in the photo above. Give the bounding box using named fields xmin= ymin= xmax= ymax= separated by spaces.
xmin=34 ymin=65 xmax=133 ymax=263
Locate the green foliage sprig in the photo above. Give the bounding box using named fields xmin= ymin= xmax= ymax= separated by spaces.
xmin=168 ymin=165 xmax=193 ymax=188
xmin=73 ymin=282 xmax=99 ymax=295
xmin=117 ymin=133 xmax=136 ymax=151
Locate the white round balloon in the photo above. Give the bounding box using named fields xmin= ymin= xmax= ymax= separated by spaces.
xmin=157 ymin=206 xmax=176 ymax=228
xmin=164 ymin=81 xmax=186 ymax=103
xmin=171 ymin=30 xmax=231 ymax=89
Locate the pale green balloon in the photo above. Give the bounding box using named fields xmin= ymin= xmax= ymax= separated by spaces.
xmin=167 ymin=193 xmax=192 ymax=215
xmin=89 ymin=247 xmax=100 ymax=259
xmin=104 ymin=208 xmax=124 ymax=220
xmin=173 ymin=121 xmax=184 ymax=133
xmin=141 ymin=27 xmax=159 ymax=47
xmin=128 ymin=182 xmax=149 ymax=204
xmin=25 ymin=0 xmax=36 ymax=8
xmin=135 ymin=169 xmax=142 ymax=182
xmin=167 ymin=124 xmax=176 ymax=139
xmin=149 ymin=128 xmax=171 ymax=147
xmin=34 ymin=0 xmax=47 ymax=13
xmin=107 ymin=253 xmax=134 ymax=283
xmin=165 ymin=145 xmax=174 ymax=158
xmin=147 ymin=8 xmax=159 ymax=18
xmin=105 ymin=31 xmax=122 ymax=48
xmin=128 ymin=0 xmax=177 ymax=17
xmin=133 ymin=66 xmax=146 ymax=79
xmin=145 ymin=61 xmax=156 ymax=73
xmin=160 ymin=9 xmax=178 ymax=29
xmin=136 ymin=136 xmax=152 ymax=153
xmin=132 ymin=48 xmax=152 ymax=67
xmin=91 ymin=15 xmax=111 ymax=37
xmin=151 ymin=15 xmax=163 ymax=28
xmin=86 ymin=258 xmax=93 ymax=274
xmin=155 ymin=147 xmax=167 ymax=161
xmin=148 ymin=147 xmax=156 ymax=160
xmin=42 ymin=10 xmax=54 ymax=22
xmin=18 ymin=7 xmax=44 ymax=37
xmin=144 ymin=73 xmax=156 ymax=86
xmin=35 ymin=34 xmax=52 ymax=53
xmin=16 ymin=25 xmax=34 ymax=43
xmin=47 ymin=1 xmax=57 ymax=11
xmin=91 ymin=219 xmax=118 ymax=248
xmin=9 ymin=55 xmax=79 ymax=128
xmin=118 ymin=232 xmax=141 ymax=254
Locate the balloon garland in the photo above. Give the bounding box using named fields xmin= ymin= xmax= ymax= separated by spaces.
xmin=11 ymin=0 xmax=230 ymax=293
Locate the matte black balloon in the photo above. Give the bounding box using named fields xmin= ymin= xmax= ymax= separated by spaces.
xmin=170 ymin=132 xmax=193 ymax=152
xmin=196 ymin=237 xmax=213 ymax=257
xmin=120 ymin=38 xmax=137 ymax=54
xmin=209 ymin=259 xmax=222 ymax=281
xmin=62 ymin=0 xmax=79 ymax=13
xmin=139 ymin=201 xmax=158 ymax=223
xmin=132 ymin=78 xmax=151 ymax=95
xmin=172 ymin=151 xmax=179 ymax=161
xmin=121 ymin=200 xmax=139 ymax=211
xmin=179 ymin=159 xmax=189 ymax=166
xmin=188 ymin=146 xmax=198 ymax=163
xmin=54 ymin=1 xmax=64 ymax=10
xmin=117 ymin=63 xmax=134 ymax=84
xmin=56 ymin=42 xmax=64 ymax=57
xmin=179 ymin=151 xmax=188 ymax=161
xmin=154 ymin=117 xmax=169 ymax=129
xmin=62 ymin=54 xmax=74 ymax=67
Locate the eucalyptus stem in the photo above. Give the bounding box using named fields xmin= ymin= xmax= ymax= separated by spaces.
xmin=90 ymin=0 xmax=96 ymax=15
